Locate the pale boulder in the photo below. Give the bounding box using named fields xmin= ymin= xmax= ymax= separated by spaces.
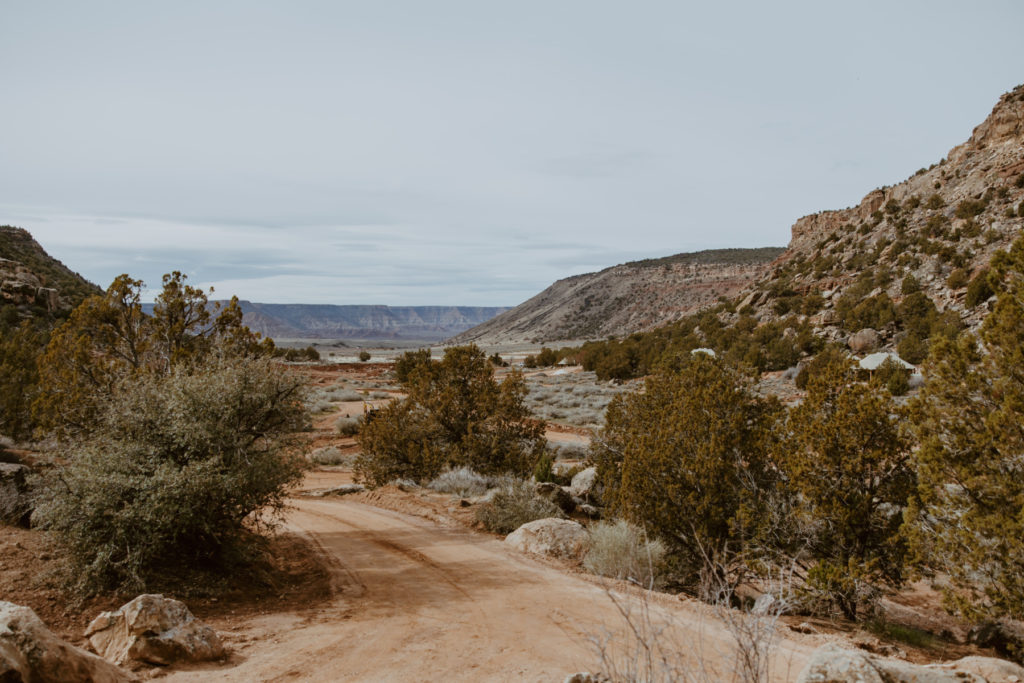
xmin=569 ymin=467 xmax=598 ymax=500
xmin=796 ymin=643 xmax=1024 ymax=683
xmin=505 ymin=518 xmax=590 ymax=561
xmin=0 ymin=601 xmax=134 ymax=682
xmin=848 ymin=328 xmax=880 ymax=354
xmin=86 ymin=594 xmax=224 ymax=667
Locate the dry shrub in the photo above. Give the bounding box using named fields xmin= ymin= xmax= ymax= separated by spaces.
xmin=427 ymin=467 xmax=490 ymax=497
xmin=584 ymin=519 xmax=666 ymax=588
xmin=336 ymin=415 xmax=362 ymax=436
xmin=475 ymin=479 xmax=563 ymax=533
xmin=310 ymin=446 xmax=350 ymax=466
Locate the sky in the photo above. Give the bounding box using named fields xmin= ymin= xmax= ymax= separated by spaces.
xmin=1 ymin=1 xmax=1022 ymax=305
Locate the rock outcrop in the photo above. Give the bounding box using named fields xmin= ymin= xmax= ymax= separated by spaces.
xmin=747 ymin=84 xmax=1024 ymax=338
xmin=0 ymin=601 xmax=134 ymax=682
xmin=505 ymin=518 xmax=590 ymax=561
xmin=0 ymin=463 xmax=32 ymax=527
xmin=86 ymin=594 xmax=225 ymax=667
xmin=568 ymin=467 xmax=599 ymax=501
xmin=796 ymin=643 xmax=1024 ymax=683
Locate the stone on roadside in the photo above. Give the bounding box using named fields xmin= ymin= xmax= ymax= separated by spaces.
xmin=86 ymin=594 xmax=224 ymax=667
xmin=505 ymin=518 xmax=590 ymax=561
xmin=1 ymin=601 xmax=134 ymax=682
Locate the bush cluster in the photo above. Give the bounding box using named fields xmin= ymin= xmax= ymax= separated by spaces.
xmin=355 ymin=345 xmax=547 ymax=485
xmin=474 ymin=480 xmax=563 ymax=533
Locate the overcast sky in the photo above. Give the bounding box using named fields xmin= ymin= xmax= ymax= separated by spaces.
xmin=2 ymin=1 xmax=1022 ymax=305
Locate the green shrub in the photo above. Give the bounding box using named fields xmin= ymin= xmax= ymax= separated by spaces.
xmin=592 ymin=354 xmax=779 ymax=586
xmin=965 ymin=269 xmax=994 ymax=308
xmin=356 ymin=345 xmax=546 ymax=486
xmin=533 ymin=452 xmax=555 ymax=483
xmin=955 ymin=199 xmax=987 ymax=219
xmin=925 ymin=194 xmax=945 ymax=209
xmin=358 ymin=350 xmax=371 ymax=362
xmin=898 ymin=333 xmax=929 ymax=365
xmin=475 ymin=480 xmax=563 ymax=533
xmin=34 ymin=357 xmax=307 ymax=596
xmin=946 ymin=268 xmax=969 ymax=289
xmin=872 ymin=357 xmax=911 ymax=396
xmin=583 ymin=519 xmax=666 ymax=588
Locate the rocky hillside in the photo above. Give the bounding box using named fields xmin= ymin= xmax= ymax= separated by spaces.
xmin=209 ymin=302 xmax=509 ymax=341
xmin=739 ymin=84 xmax=1024 ymax=351
xmin=450 ymin=248 xmax=784 ymax=344
xmin=0 ymin=227 xmax=100 ymax=317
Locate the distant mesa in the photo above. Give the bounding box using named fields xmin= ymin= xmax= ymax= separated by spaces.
xmin=143 ymin=301 xmax=511 ymax=342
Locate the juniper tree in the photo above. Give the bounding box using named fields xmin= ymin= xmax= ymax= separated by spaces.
xmin=907 ymin=234 xmax=1024 ymax=620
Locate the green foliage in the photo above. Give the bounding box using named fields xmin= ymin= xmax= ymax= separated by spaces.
xmin=474 ymin=480 xmax=563 ymax=533
xmin=358 ymin=350 xmax=371 ymax=362
xmin=779 ymin=354 xmax=912 ymax=619
xmin=965 ymin=268 xmax=994 ymax=308
xmin=871 ymin=357 xmax=911 ymax=397
xmin=795 ymin=344 xmax=848 ymax=391
xmin=34 ymin=356 xmax=307 ymax=595
xmin=954 ymin=198 xmax=988 ymax=219
xmin=535 ymin=347 xmax=558 ymax=367
xmin=355 ymin=345 xmax=546 ymax=486
xmin=925 ymin=194 xmax=945 ymax=210
xmin=532 ymin=452 xmax=555 ymax=483
xmin=908 ymin=235 xmax=1024 ymax=621
xmin=592 ymin=355 xmax=780 ymax=586
xmin=0 ymin=321 xmax=47 ymax=440
xmin=946 ymin=268 xmax=969 ymax=289
xmin=35 ymin=275 xmax=274 ymax=439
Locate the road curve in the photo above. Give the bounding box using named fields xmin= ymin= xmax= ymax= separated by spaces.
xmin=163 ymin=497 xmax=814 ymax=682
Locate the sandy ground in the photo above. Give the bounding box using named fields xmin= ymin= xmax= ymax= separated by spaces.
xmin=160 ymin=494 xmax=818 ymax=682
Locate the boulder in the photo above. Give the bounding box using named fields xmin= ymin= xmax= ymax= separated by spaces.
xmin=0 ymin=463 xmax=32 ymax=527
xmin=569 ymin=467 xmax=598 ymax=500
xmin=795 ymin=643 xmax=1024 ymax=683
xmin=0 ymin=601 xmax=134 ymax=682
xmin=534 ymin=482 xmax=576 ymax=514
xmin=849 ymin=328 xmax=880 ymax=354
xmin=505 ymin=518 xmax=590 ymax=561
xmin=86 ymin=594 xmax=224 ymax=667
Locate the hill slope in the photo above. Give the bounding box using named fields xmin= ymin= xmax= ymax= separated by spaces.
xmin=741 ymin=84 xmax=1024 ymax=345
xmin=0 ymin=226 xmax=101 ymax=317
xmin=450 ymin=248 xmax=784 ymax=344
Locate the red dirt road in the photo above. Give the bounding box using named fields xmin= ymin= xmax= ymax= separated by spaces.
xmin=162 ymin=497 xmax=817 ymax=682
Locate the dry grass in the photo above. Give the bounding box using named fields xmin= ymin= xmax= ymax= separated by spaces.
xmin=584 ymin=520 xmax=666 ymax=588
xmin=525 ymin=371 xmax=632 ymax=428
xmin=427 ymin=467 xmax=491 ymax=497
xmin=475 ymin=479 xmax=564 ymax=533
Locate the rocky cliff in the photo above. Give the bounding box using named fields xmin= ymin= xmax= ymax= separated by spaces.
xmin=0 ymin=227 xmax=100 ymax=315
xmin=741 ymin=84 xmax=1024 ymax=344
xmin=450 ymin=248 xmax=784 ymax=344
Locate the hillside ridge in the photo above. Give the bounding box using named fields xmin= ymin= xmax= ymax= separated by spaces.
xmin=450 ymin=247 xmax=785 ymax=344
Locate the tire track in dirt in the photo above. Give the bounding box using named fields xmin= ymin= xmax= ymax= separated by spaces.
xmin=163 ymin=497 xmax=816 ymax=682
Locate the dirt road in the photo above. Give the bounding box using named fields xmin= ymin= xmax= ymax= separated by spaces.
xmin=163 ymin=497 xmax=816 ymax=682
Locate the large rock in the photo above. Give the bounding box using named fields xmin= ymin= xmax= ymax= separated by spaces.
xmin=0 ymin=463 xmax=32 ymax=527
xmin=568 ymin=467 xmax=598 ymax=500
xmin=848 ymin=328 xmax=880 ymax=354
xmin=86 ymin=595 xmax=224 ymax=667
xmin=0 ymin=601 xmax=134 ymax=682
xmin=796 ymin=643 xmax=1024 ymax=683
xmin=505 ymin=518 xmax=590 ymax=561
xmin=534 ymin=482 xmax=576 ymax=514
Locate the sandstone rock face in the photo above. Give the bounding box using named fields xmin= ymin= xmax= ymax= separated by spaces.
xmin=795 ymin=643 xmax=1024 ymax=683
xmin=505 ymin=519 xmax=590 ymax=561
xmin=848 ymin=328 xmax=880 ymax=355
xmin=0 ymin=463 xmax=32 ymax=527
xmin=86 ymin=595 xmax=224 ymax=667
xmin=569 ymin=467 xmax=598 ymax=500
xmin=0 ymin=601 xmax=134 ymax=682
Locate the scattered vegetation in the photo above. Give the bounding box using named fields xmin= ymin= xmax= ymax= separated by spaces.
xmin=474 ymin=479 xmax=563 ymax=533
